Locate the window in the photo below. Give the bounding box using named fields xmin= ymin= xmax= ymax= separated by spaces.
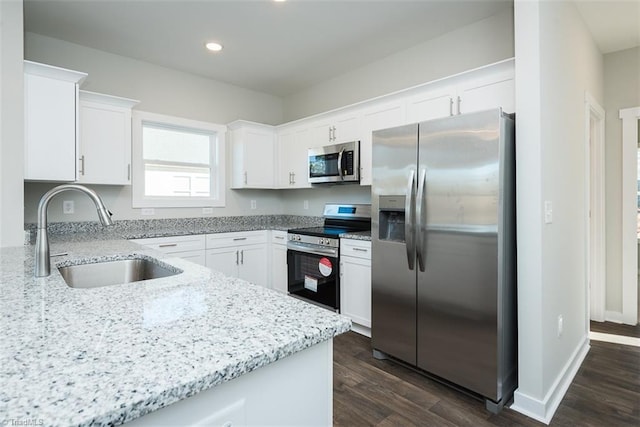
xmin=132 ymin=111 xmax=226 ymax=208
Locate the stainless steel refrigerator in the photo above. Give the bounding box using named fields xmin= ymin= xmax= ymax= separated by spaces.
xmin=371 ymin=108 xmax=517 ymax=412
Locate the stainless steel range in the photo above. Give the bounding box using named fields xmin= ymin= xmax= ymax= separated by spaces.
xmin=287 ymin=204 xmax=371 ymax=311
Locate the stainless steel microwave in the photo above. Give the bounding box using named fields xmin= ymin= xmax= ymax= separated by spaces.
xmin=308 ymin=141 xmax=360 ymax=184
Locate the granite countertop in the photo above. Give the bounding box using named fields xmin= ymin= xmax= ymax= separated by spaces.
xmin=0 ymin=239 xmax=351 ymax=426
xmin=24 ymin=215 xmax=372 ymax=243
xmin=339 ymin=230 xmax=371 ymax=241
xmin=24 ymin=215 xmax=326 ymax=243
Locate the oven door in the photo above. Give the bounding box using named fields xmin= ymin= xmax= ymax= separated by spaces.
xmin=287 ymin=242 xmax=340 ymax=311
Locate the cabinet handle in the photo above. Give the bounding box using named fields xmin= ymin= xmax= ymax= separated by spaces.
xmin=79 ymin=155 xmax=85 ymax=176
xmin=127 ymin=163 xmax=131 ymax=181
xmin=159 ymin=243 xmax=178 ymax=248
xmin=457 ymin=96 xmax=462 ymax=115
xmin=291 ymin=172 xmax=295 ymax=184
xmin=240 ymin=249 xmax=244 ymax=265
xmin=328 ymin=127 xmax=332 ymax=141
xmin=353 ymin=247 xmax=369 ymax=252
xmin=233 ymin=237 xmax=247 ymax=241
xmin=244 ymin=171 xmax=248 ymax=185
xmin=333 ymin=126 xmax=337 ymax=141
xmin=275 ymin=236 xmax=284 ymax=240
xmin=236 ymin=250 xmax=239 ymax=265
xmin=449 ymin=98 xmax=454 ymax=116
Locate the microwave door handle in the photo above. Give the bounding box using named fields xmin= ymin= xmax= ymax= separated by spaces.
xmin=337 ymin=148 xmax=345 ymax=180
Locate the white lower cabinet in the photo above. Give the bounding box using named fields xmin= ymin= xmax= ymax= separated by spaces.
xmin=270 ymin=230 xmax=288 ymax=294
xmin=340 ymin=239 xmax=372 ymax=337
xmin=130 ymin=235 xmax=206 ymax=266
xmin=206 ymin=231 xmax=268 ymax=288
xmin=125 ymin=339 xmax=332 ymax=427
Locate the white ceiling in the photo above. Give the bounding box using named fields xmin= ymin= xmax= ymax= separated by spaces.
xmin=23 ymin=1 xmax=640 ymax=98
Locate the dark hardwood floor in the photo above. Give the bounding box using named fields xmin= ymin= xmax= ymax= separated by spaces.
xmin=590 ymin=320 xmax=640 ymax=338
xmin=333 ymin=331 xmax=640 ymax=426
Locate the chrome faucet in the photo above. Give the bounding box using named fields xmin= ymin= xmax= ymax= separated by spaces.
xmin=35 ymin=184 xmax=113 ymax=277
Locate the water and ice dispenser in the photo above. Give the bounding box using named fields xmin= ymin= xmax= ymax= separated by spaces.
xmin=378 ymin=196 xmax=406 ymax=242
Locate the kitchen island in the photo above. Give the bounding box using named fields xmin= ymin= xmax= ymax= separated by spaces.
xmin=0 ymin=239 xmax=350 ymax=426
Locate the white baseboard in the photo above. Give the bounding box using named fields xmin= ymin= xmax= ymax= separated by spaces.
xmin=510 ymin=336 xmax=590 ymax=424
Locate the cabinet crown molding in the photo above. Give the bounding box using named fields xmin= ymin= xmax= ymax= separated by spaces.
xmin=79 ymin=90 xmax=139 ymax=108
xmin=24 ymin=60 xmax=87 ymax=85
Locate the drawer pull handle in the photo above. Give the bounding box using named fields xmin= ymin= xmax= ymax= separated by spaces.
xmin=159 ymin=243 xmax=178 ymax=248
xmin=352 ymin=248 xmax=369 ymax=252
xmin=233 ymin=237 xmax=247 ymax=241
xmin=275 ymin=236 xmax=284 ymax=240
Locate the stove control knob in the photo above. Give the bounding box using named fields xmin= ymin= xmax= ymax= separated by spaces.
xmin=296 ymin=235 xmax=301 ymax=241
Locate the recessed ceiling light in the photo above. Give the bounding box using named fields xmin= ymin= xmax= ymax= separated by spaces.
xmin=205 ymin=42 xmax=223 ymax=52
xmin=273 ymin=0 xmax=286 ymax=2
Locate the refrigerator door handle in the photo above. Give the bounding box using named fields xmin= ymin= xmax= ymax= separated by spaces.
xmin=416 ymin=168 xmax=427 ymax=272
xmin=405 ymin=170 xmax=416 ymax=270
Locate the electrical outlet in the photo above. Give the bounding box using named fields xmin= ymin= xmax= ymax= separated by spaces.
xmin=202 ymin=207 xmax=213 ymax=214
xmin=544 ymin=201 xmax=553 ymax=224
xmin=303 ymin=200 xmax=309 ymax=210
xmin=62 ymin=200 xmax=74 ymax=214
xmin=557 ymin=315 xmax=563 ymax=338
xmin=141 ymin=208 xmax=155 ymax=216
xmin=250 ymin=200 xmax=257 ymax=210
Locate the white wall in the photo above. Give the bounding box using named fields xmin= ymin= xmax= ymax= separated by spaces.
xmin=0 ymin=0 xmax=25 ymax=247
xmin=282 ymin=7 xmax=514 ymax=121
xmin=512 ymin=0 xmax=603 ymax=423
xmin=603 ymin=47 xmax=640 ymax=315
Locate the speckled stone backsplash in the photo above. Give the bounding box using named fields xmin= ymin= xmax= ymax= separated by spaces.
xmin=24 ymin=215 xmax=324 ymax=243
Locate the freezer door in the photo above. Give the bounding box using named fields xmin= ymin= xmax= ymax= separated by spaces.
xmin=416 ymin=109 xmax=502 ymax=400
xmin=371 ymin=123 xmax=418 ymax=365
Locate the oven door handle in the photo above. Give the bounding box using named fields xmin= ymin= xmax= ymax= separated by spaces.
xmin=287 ymin=242 xmax=338 ymax=257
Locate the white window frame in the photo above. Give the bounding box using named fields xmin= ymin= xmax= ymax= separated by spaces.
xmin=132 ymin=111 xmax=226 ymax=208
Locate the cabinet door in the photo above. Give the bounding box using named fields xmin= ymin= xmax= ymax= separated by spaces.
xmin=172 ymin=251 xmax=207 ymax=266
xmin=271 ymin=243 xmax=288 ymax=294
xmin=360 ymin=101 xmax=405 ymax=186
xmin=277 ymin=126 xmax=311 ymax=189
xmin=340 ymin=255 xmax=372 ymax=328
xmin=78 ymin=97 xmax=134 ymax=185
xmin=230 ymin=123 xmax=276 ymax=188
xmin=457 ymin=74 xmax=515 ymax=115
xmin=333 ymin=112 xmax=361 ymax=144
xmin=405 ymin=85 xmax=455 ymax=124
xmin=206 ymin=247 xmax=239 ymax=278
xmin=24 ymin=73 xmax=78 ymax=181
xmin=239 ymin=244 xmax=268 ymax=288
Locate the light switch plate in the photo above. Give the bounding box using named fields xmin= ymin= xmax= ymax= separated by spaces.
xmin=202 ymin=207 xmax=213 ymax=214
xmin=141 ymin=208 xmax=155 ymax=216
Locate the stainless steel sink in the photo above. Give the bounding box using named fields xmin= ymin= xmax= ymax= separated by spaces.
xmin=58 ymin=258 xmax=181 ymax=289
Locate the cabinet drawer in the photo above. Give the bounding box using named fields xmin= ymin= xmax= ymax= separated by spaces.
xmin=340 ymin=239 xmax=371 ymax=260
xmin=131 ymin=234 xmax=206 ymax=253
xmin=206 ymin=230 xmax=268 ymax=249
xmin=271 ymin=230 xmax=287 ymax=245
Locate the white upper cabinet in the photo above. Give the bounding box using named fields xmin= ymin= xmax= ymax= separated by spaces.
xmin=24 ymin=61 xmax=87 ymax=182
xmin=360 ymin=100 xmax=406 ymax=186
xmin=228 ymin=121 xmax=277 ymax=189
xmin=405 ymin=68 xmax=514 ymax=123
xmin=77 ymin=91 xmax=138 ymax=185
xmin=307 ymin=111 xmax=361 ymax=148
xmin=456 ymin=71 xmax=515 ymax=115
xmin=277 ymin=125 xmax=311 ymax=189
xmin=234 ymin=59 xmax=514 ymax=190
xmin=405 ymin=85 xmax=457 ymax=123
